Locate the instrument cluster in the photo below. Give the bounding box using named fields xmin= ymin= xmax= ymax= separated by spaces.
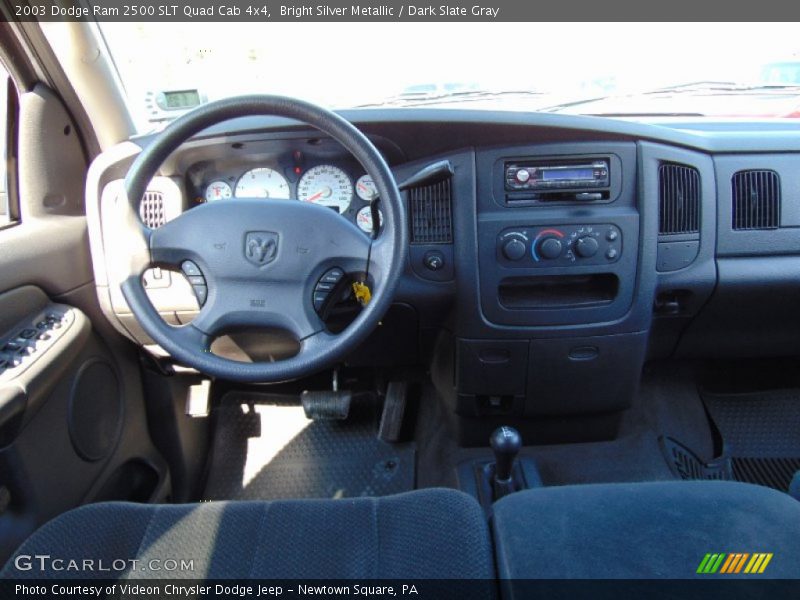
xmin=192 ymin=161 xmax=383 ymax=235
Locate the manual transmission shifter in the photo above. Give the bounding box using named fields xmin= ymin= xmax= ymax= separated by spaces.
xmin=490 ymin=426 xmax=522 ymax=500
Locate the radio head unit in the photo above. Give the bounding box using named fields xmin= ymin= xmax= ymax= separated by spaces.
xmin=504 ymin=158 xmax=611 ymax=203
xmin=506 ymin=159 xmax=609 ymax=190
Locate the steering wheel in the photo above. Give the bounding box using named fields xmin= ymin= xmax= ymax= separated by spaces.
xmin=109 ymin=96 xmax=407 ymax=383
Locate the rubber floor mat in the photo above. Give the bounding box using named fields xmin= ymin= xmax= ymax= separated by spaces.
xmin=202 ymin=391 xmax=415 ymax=501
xmin=660 ymin=437 xmax=732 ymax=481
xmin=699 ymin=389 xmax=800 ymax=491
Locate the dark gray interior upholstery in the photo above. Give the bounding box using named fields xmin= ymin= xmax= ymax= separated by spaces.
xmin=492 ymin=480 xmax=800 ymax=579
xmin=1 ymin=489 xmax=495 ymax=581
xmin=5 ymin=479 xmax=800 ymax=583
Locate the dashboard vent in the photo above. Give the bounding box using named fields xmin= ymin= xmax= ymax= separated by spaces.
xmin=658 ymin=163 xmax=700 ymax=235
xmin=732 ymin=170 xmax=780 ymax=230
xmin=409 ymin=179 xmax=453 ymax=244
xmin=139 ymin=191 xmax=166 ymax=229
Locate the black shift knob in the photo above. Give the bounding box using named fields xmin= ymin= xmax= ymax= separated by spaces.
xmin=490 ymin=426 xmax=522 ymax=483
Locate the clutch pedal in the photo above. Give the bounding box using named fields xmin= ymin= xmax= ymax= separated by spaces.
xmin=301 ymin=369 xmax=352 ymax=420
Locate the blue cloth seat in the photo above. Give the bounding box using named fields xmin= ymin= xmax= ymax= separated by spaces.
xmin=2 ymin=489 xmax=495 ymax=581
xmin=492 ymin=480 xmax=800 ymax=580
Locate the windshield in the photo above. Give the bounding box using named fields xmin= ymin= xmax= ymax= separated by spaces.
xmin=98 ymin=22 xmax=800 ymax=131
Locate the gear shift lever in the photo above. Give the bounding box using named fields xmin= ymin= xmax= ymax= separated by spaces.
xmin=490 ymin=426 xmax=522 ymax=500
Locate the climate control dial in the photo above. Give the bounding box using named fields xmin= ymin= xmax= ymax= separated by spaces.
xmin=498 ymin=224 xmax=622 ymax=268
xmin=538 ymin=237 xmax=563 ymax=260
xmin=575 ymin=236 xmax=599 ymax=258
xmin=502 ymin=238 xmax=527 ymax=261
xmin=532 ymin=229 xmax=566 ymax=261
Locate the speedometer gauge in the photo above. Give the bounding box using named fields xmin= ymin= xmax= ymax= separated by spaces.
xmin=205 ymin=180 xmax=232 ymax=202
xmin=297 ymin=165 xmax=353 ymax=214
xmin=235 ymin=167 xmax=291 ymax=199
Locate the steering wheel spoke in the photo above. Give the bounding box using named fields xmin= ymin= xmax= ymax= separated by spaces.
xmin=149 ymin=210 xmax=203 ymax=269
xmin=170 ymin=321 xmax=212 ymax=352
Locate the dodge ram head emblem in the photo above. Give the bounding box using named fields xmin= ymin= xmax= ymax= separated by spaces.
xmin=244 ymin=231 xmax=279 ymax=266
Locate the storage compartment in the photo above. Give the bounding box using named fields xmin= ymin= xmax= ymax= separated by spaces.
xmin=526 ymin=331 xmax=648 ymax=416
xmin=456 ymin=340 xmax=529 ymax=397
xmin=499 ymin=274 xmax=619 ymax=310
xmin=454 ymin=333 xmax=646 ymax=418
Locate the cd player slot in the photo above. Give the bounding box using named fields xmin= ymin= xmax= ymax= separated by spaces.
xmin=506 ymin=190 xmax=610 ymax=204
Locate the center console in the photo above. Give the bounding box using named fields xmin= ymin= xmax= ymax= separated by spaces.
xmin=449 ymin=142 xmax=655 ymax=442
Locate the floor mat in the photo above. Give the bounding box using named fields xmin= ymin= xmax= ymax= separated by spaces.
xmin=673 ymin=389 xmax=800 ymax=492
xmin=702 ymin=389 xmax=800 ymax=457
xmin=660 ymin=437 xmax=732 ymax=482
xmin=202 ymin=391 xmax=415 ymax=501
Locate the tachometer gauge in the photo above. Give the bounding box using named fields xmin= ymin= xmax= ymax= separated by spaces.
xmin=355 ymin=174 xmax=379 ymax=201
xmin=356 ymin=206 xmax=383 ymax=234
xmin=297 ymin=165 xmax=353 ymax=214
xmin=235 ymin=167 xmax=291 ymax=199
xmin=204 ymin=180 xmax=232 ymax=202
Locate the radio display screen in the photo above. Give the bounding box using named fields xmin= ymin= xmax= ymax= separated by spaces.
xmin=543 ymin=168 xmax=594 ymax=181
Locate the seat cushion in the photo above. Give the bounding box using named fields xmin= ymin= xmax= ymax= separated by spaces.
xmin=2 ymin=489 xmax=494 ymax=580
xmin=492 ymin=480 xmax=800 ymax=579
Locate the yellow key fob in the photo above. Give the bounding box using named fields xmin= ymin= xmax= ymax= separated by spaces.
xmin=352 ymin=282 xmax=372 ymax=306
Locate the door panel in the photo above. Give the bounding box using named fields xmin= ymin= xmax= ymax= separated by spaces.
xmin=0 ymin=285 xmax=167 ymax=560
xmin=0 ymin=75 xmax=168 ymax=562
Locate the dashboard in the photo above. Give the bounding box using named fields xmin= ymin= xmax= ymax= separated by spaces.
xmin=85 ymin=108 xmax=800 ymax=425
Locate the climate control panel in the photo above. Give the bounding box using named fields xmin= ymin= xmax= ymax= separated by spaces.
xmin=497 ymin=224 xmax=622 ymax=268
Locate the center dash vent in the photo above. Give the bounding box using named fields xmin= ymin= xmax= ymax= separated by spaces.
xmin=139 ymin=191 xmax=166 ymax=229
xmin=732 ymin=170 xmax=780 ymax=231
xmin=658 ymin=163 xmax=700 ymax=235
xmin=408 ymin=179 xmax=452 ymax=244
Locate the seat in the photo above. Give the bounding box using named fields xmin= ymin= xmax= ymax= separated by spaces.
xmin=2 ymin=489 xmax=495 ymax=581
xmin=492 ymin=480 xmax=800 ymax=581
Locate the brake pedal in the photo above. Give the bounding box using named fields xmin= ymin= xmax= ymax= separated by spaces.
xmin=378 ymin=381 xmax=409 ymax=443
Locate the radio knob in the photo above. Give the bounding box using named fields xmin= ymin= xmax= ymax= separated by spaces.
xmin=575 ymin=236 xmax=599 ymax=258
xmin=516 ymin=169 xmax=531 ymax=183
xmin=502 ymin=238 xmax=527 ymax=261
xmin=538 ymin=237 xmax=563 ymax=260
